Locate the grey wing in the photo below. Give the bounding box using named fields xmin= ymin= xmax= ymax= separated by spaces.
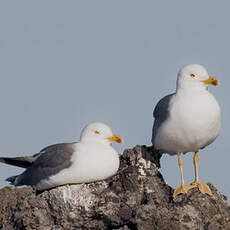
xmin=6 ymin=143 xmax=77 ymax=188
xmin=0 ymin=142 xmax=77 ymax=168
xmin=151 ymin=93 xmax=174 ymax=146
xmin=39 ymin=142 xmax=77 ymax=153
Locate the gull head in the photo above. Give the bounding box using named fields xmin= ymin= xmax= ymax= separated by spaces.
xmin=176 ymin=64 xmax=219 ymax=91
xmin=80 ymin=122 xmax=123 ymax=144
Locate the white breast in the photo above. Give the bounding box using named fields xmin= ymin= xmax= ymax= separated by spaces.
xmin=155 ymin=90 xmax=221 ymax=154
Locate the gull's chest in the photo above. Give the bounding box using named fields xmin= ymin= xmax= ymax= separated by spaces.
xmin=74 ymin=144 xmax=118 ymax=164
xmin=155 ymin=91 xmax=221 ymax=153
xmin=170 ymin=92 xmax=220 ymax=129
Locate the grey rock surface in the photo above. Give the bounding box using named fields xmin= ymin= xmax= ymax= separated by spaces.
xmin=0 ymin=145 xmax=229 ymax=230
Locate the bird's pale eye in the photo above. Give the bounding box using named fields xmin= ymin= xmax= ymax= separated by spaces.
xmin=190 ymin=73 xmax=195 ymax=78
xmin=94 ymin=130 xmax=100 ymax=134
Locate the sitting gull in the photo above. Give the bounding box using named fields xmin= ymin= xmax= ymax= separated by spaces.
xmin=0 ymin=122 xmax=123 ymax=191
xmin=151 ymin=64 xmax=221 ymax=197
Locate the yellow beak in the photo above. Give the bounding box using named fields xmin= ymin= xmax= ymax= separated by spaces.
xmin=202 ymin=76 xmax=219 ymax=86
xmin=108 ymin=134 xmax=123 ymax=143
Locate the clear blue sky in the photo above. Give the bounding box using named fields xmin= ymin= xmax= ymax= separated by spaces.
xmin=0 ymin=1 xmax=229 ymax=199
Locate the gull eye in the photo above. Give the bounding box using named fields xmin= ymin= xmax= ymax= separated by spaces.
xmin=190 ymin=73 xmax=195 ymax=78
xmin=94 ymin=130 xmax=100 ymax=134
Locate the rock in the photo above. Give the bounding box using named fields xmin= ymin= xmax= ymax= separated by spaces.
xmin=0 ymin=145 xmax=229 ymax=230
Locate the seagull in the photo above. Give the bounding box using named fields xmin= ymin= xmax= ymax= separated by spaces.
xmin=0 ymin=122 xmax=123 ymax=191
xmin=151 ymin=64 xmax=221 ymax=197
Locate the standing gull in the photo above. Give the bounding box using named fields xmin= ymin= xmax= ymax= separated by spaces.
xmin=151 ymin=64 xmax=221 ymax=197
xmin=0 ymin=122 xmax=123 ymax=191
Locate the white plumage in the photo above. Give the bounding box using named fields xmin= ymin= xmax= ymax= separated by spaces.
xmin=154 ymin=86 xmax=221 ymax=154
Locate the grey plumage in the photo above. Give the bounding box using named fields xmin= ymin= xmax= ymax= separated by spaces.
xmin=1 ymin=142 xmax=77 ymax=187
xmin=151 ymin=93 xmax=174 ymax=148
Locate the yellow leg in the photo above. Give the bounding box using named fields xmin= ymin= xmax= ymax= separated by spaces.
xmin=190 ymin=152 xmax=212 ymax=195
xmin=173 ymin=153 xmax=192 ymax=197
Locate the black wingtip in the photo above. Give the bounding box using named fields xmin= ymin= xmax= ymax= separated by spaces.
xmin=6 ymin=176 xmax=17 ymax=184
xmin=0 ymin=157 xmax=33 ymax=168
xmin=0 ymin=158 xmax=6 ymax=163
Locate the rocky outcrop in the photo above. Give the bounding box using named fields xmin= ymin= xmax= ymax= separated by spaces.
xmin=0 ymin=146 xmax=229 ymax=230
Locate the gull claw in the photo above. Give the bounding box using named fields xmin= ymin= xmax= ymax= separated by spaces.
xmin=190 ymin=181 xmax=212 ymax=196
xmin=173 ymin=184 xmax=193 ymax=197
